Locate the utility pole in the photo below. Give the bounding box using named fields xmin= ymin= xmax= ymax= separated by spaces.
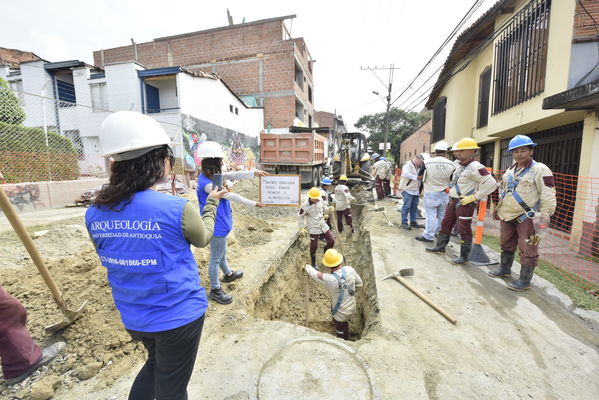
xmin=361 ymin=65 xmax=400 ymax=157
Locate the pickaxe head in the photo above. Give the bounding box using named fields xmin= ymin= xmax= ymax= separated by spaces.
xmin=382 ymin=268 xmax=414 ymax=280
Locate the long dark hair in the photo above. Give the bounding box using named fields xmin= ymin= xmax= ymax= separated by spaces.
xmin=201 ymin=157 xmax=222 ymax=180
xmin=94 ymin=145 xmax=174 ymax=210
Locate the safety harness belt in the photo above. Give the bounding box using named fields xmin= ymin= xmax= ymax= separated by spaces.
xmin=450 ymin=164 xmax=475 ymax=207
xmin=331 ymin=268 xmax=354 ymax=316
xmin=500 ymin=161 xmax=540 ymax=222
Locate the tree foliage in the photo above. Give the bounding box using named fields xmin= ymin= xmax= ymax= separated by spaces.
xmin=355 ymin=107 xmax=430 ymax=163
xmin=0 ymin=78 xmax=26 ymax=125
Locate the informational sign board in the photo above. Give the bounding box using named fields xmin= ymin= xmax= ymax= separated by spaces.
xmin=259 ymin=174 xmax=301 ymax=206
xmin=378 ymin=142 xmax=391 ymax=150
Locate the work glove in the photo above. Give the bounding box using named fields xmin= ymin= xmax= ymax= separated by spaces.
xmin=328 ymin=206 xmax=335 ymax=213
xmin=299 ymin=228 xmax=307 ymax=237
xmin=459 ymin=194 xmax=478 ymax=205
xmin=527 ymin=234 xmax=542 ymax=246
xmin=324 ymin=214 xmax=329 ymax=220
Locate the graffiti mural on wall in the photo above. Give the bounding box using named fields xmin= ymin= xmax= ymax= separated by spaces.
xmin=5 ymin=184 xmax=44 ymax=211
xmin=181 ymin=114 xmax=258 ymax=171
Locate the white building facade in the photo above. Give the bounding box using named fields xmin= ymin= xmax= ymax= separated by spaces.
xmin=0 ymin=59 xmax=264 ymax=175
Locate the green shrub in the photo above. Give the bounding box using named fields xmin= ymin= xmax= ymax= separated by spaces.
xmin=0 ymin=79 xmax=26 ymax=125
xmin=0 ymin=121 xmax=80 ymax=183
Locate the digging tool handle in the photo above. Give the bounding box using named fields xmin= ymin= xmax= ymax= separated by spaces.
xmin=392 ymin=275 xmax=457 ymax=325
xmin=0 ymin=187 xmax=68 ymax=309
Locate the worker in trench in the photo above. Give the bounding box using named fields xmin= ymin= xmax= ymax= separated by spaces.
xmin=299 ymin=187 xmax=335 ymax=267
xmin=304 ymin=249 xmax=363 ymax=340
xmin=489 ymin=135 xmax=556 ymax=291
xmin=426 ymin=138 xmax=497 ymax=264
xmin=334 ymin=175 xmax=356 ymax=235
xmin=195 ymin=141 xmax=267 ymax=305
xmin=85 ymin=111 xmax=227 ymax=400
xmin=319 ymin=177 xmax=334 ymax=233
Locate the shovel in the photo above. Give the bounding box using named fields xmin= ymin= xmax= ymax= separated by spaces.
xmin=383 ymin=268 xmax=457 ymax=325
xmin=0 ymin=187 xmax=87 ymax=333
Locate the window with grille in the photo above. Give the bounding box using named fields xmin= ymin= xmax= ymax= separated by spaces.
xmin=477 ymin=67 xmax=491 ymax=128
xmin=8 ymin=80 xmax=25 ymax=106
xmin=432 ymin=97 xmax=446 ymax=142
xmin=90 ymin=83 xmax=108 ymax=112
xmin=492 ymin=0 xmax=551 ymax=115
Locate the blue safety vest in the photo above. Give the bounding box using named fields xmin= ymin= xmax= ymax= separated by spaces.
xmin=85 ymin=190 xmax=207 ymax=332
xmin=500 ymin=161 xmax=540 ymax=222
xmin=197 ymin=173 xmax=232 ymax=237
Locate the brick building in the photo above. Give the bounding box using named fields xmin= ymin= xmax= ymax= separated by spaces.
xmin=93 ymin=15 xmax=314 ymax=131
xmin=399 ymin=119 xmax=431 ymax=165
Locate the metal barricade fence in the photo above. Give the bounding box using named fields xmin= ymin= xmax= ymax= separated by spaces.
xmin=487 ymin=169 xmax=599 ymax=294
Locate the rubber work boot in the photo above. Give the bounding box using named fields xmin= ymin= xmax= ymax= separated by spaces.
xmin=222 ymin=270 xmax=243 ymax=283
xmin=507 ymin=265 xmax=535 ymax=291
xmin=426 ymin=232 xmax=450 ymax=254
xmin=310 ymin=254 xmax=316 ymax=267
xmin=6 ymin=342 xmax=66 ymax=385
xmin=488 ymin=251 xmax=515 ymax=278
xmin=410 ymin=221 xmax=424 ymax=229
xmin=209 ymin=288 xmax=233 ymax=304
xmin=451 ymin=241 xmax=472 ymax=265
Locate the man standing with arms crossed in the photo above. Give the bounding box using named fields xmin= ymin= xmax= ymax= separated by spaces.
xmin=399 ymin=154 xmax=426 ymax=230
xmin=416 ymin=141 xmax=455 ymax=243
xmin=426 ymin=138 xmax=497 ymax=264
xmin=488 ymin=135 xmax=556 ymax=291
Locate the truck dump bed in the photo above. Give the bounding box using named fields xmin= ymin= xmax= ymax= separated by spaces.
xmin=259 ymin=132 xmax=327 ymax=166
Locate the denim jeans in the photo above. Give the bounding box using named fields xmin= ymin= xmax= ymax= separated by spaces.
xmin=423 ymin=191 xmax=449 ymax=240
xmin=208 ymin=236 xmax=232 ymax=290
xmin=401 ymin=192 xmax=420 ymax=224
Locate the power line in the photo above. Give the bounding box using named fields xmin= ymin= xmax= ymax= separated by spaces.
xmin=389 ymin=0 xmax=487 ymax=107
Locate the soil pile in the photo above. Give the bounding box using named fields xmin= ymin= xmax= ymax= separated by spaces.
xmin=0 ymin=246 xmax=146 ymax=399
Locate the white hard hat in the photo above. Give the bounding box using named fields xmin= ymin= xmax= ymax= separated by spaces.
xmin=433 ymin=141 xmax=449 ymax=152
xmin=100 ymin=111 xmax=171 ymax=160
xmin=419 ymin=153 xmax=431 ymax=161
xmin=195 ymin=141 xmax=224 ymax=158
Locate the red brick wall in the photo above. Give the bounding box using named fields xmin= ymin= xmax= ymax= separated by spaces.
xmin=574 ymin=0 xmax=599 ymax=41
xmin=94 ymin=19 xmax=313 ymax=129
xmin=315 ymin=111 xmax=334 ymax=128
xmin=400 ymin=119 xmax=432 ymax=164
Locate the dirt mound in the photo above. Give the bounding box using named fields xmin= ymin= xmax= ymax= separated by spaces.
xmin=0 ymin=247 xmax=146 ymax=399
xmin=0 ymin=218 xmax=90 ymax=270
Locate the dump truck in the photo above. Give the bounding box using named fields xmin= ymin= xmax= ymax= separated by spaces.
xmin=259 ymin=128 xmax=329 ymax=187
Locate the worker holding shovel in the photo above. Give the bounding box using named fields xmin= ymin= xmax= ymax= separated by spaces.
xmin=304 ymin=249 xmax=363 ymax=340
xmin=85 ymin=111 xmax=227 ymax=400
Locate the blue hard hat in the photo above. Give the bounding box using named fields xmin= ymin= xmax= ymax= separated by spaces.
xmin=380 ymin=157 xmax=386 ymax=161
xmin=508 ymin=135 xmax=537 ymax=151
xmin=321 ymin=177 xmax=333 ymax=185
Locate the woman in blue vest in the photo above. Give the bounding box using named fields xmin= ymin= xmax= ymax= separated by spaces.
xmin=85 ymin=111 xmax=226 ymax=400
xmin=196 ymin=141 xmax=267 ymax=304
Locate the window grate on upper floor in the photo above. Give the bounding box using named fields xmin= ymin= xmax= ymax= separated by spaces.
xmin=492 ymin=0 xmax=552 ymax=115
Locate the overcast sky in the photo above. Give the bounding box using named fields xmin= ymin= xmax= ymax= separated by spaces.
xmin=1 ymin=0 xmax=493 ymax=130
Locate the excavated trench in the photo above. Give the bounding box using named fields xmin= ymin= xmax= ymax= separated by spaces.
xmin=250 ymin=204 xmax=380 ymax=340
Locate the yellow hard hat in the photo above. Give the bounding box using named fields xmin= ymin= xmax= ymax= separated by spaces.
xmin=339 ymin=175 xmax=348 ymax=181
xmin=451 ymin=137 xmax=480 ymax=151
xmin=308 ymin=187 xmax=321 ymax=199
xmin=322 ymin=249 xmax=343 ymax=267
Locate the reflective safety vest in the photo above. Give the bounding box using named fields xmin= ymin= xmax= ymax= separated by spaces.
xmin=85 ymin=190 xmax=207 ymax=332
xmin=500 ymin=161 xmax=540 ymax=222
xmin=197 ymin=172 xmax=232 ymax=237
